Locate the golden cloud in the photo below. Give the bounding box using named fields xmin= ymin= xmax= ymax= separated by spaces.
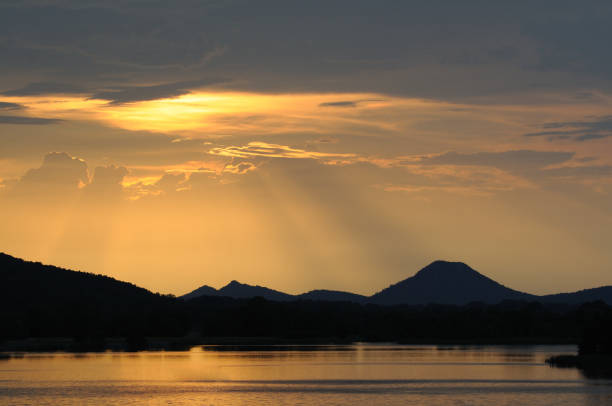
xmin=210 ymin=142 xmax=357 ymax=160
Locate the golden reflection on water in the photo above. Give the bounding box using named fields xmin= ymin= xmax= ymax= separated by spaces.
xmin=1 ymin=345 xmax=611 ymax=406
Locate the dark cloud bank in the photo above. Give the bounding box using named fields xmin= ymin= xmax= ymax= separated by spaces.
xmin=525 ymin=116 xmax=612 ymax=142
xmin=2 ymin=1 xmax=612 ymax=100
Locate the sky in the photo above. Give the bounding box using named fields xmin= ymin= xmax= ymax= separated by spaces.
xmin=1 ymin=0 xmax=612 ymax=296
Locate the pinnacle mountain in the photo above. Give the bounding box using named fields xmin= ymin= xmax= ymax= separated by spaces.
xmin=369 ymin=260 xmax=535 ymax=305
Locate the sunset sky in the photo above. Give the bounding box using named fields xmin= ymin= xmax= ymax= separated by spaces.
xmin=1 ymin=1 xmax=612 ymax=296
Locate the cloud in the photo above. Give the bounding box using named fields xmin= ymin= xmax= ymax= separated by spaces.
xmin=379 ymin=184 xmax=509 ymax=197
xmin=90 ymin=165 xmax=128 ymax=185
xmin=575 ymin=133 xmax=611 ymax=142
xmin=89 ymin=78 xmax=228 ymax=105
xmin=0 ymin=101 xmax=22 ymax=110
xmin=14 ymin=152 xmax=88 ymax=195
xmin=319 ymin=101 xmax=359 ymax=108
xmin=392 ymin=164 xmax=535 ymax=195
xmin=223 ymin=161 xmax=257 ymax=174
xmin=380 ymin=149 xmax=612 ymax=193
xmin=154 ymin=172 xmax=187 ymax=194
xmin=210 ymin=142 xmax=357 ymax=160
xmin=524 ymin=116 xmax=612 ymax=142
xmin=1 ymin=82 xmax=87 ymax=96
xmin=408 ymin=150 xmax=574 ymax=173
xmin=543 ymin=165 xmax=612 ymax=178
xmin=0 ymin=119 xmax=208 ymax=165
xmin=222 ymin=152 xmax=537 ymax=200
xmin=319 ymin=99 xmax=384 ymax=108
xmin=185 ymin=170 xmax=222 ymax=191
xmin=0 ymin=115 xmax=63 ymax=125
xmin=84 ymin=164 xmax=128 ymax=200
xmin=309 ymin=137 xmax=339 ymax=145
xmin=3 ymin=2 xmax=612 ymax=102
xmin=205 ymin=146 xmax=580 ymax=196
xmin=6 ymin=152 xmax=133 ymax=202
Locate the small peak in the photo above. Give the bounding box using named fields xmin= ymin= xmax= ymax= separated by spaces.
xmin=431 ymin=259 xmax=467 ymax=266
xmin=223 ymin=280 xmax=251 ymax=289
xmin=194 ymin=284 xmax=216 ymax=290
xmin=416 ymin=260 xmax=475 ymax=275
xmin=429 ymin=260 xmax=457 ymax=266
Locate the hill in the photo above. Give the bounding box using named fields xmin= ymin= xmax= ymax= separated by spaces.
xmin=181 ymin=284 xmax=218 ymax=301
xmin=182 ymin=260 xmax=612 ymax=306
xmin=297 ymin=290 xmax=367 ymax=303
xmin=541 ymin=286 xmax=612 ymax=305
xmin=0 ymin=252 xmax=181 ymax=343
xmin=5 ymin=251 xmax=612 ymax=309
xmin=0 ymin=252 xmax=163 ymax=306
xmin=218 ymin=280 xmax=294 ymax=301
xmin=369 ymin=260 xmax=535 ymax=305
xmin=180 ymin=283 xmax=367 ymax=303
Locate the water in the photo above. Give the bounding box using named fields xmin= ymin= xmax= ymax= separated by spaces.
xmin=1 ymin=344 xmax=611 ymax=405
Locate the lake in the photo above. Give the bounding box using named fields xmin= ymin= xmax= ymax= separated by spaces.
xmin=1 ymin=344 xmax=611 ymax=405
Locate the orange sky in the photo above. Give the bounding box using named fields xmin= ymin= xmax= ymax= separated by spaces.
xmin=1 ymin=2 xmax=612 ymax=296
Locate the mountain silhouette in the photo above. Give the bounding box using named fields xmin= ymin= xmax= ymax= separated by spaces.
xmin=180 ymin=260 xmax=534 ymax=305
xmin=181 ymin=260 xmax=612 ymax=306
xmin=0 ymin=252 xmax=163 ymax=306
xmin=541 ymin=286 xmax=612 ymax=304
xmin=218 ymin=280 xmax=294 ymax=301
xmin=3 ymin=251 xmax=612 ymax=307
xmin=297 ymin=290 xmax=367 ymax=303
xmin=181 ymin=284 xmax=218 ymax=301
xmin=5 ymin=252 xmax=612 ymax=349
xmin=369 ymin=260 xmax=535 ymax=305
xmin=180 ymin=283 xmax=368 ymax=303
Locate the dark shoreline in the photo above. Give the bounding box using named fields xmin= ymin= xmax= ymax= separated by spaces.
xmin=0 ymin=336 xmax=578 ymax=353
xmin=546 ymin=354 xmax=612 ymax=379
xmin=4 ymin=253 xmax=611 ymax=352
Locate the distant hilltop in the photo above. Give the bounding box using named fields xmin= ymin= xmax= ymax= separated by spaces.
xmin=1 ymin=251 xmax=612 ymax=307
xmin=182 ymin=260 xmax=612 ymax=306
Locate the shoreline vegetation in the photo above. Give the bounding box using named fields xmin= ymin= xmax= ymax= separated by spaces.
xmin=0 ymin=336 xmax=579 ymax=353
xmin=546 ymin=322 xmax=612 ymax=377
xmin=2 ymin=253 xmax=611 ymax=358
xmin=546 ymin=354 xmax=612 ymax=378
xmin=1 ymin=295 xmax=601 ymax=352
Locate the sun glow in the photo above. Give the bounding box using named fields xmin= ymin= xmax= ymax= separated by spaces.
xmin=3 ymin=92 xmax=400 ymax=136
xmin=5 ymin=90 xmax=612 ymax=169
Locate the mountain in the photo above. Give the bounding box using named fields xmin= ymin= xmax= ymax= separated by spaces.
xmin=182 ymin=260 xmax=612 ymax=305
xmin=541 ymin=286 xmax=612 ymax=305
xmin=182 ymin=261 xmax=536 ymax=305
xmin=180 ymin=283 xmax=368 ymax=303
xmin=4 ymin=252 xmax=612 ymax=348
xmin=217 ymin=280 xmax=294 ymax=301
xmin=6 ymin=251 xmax=610 ymax=307
xmin=0 ymin=252 xmax=164 ymax=306
xmin=297 ymin=290 xmax=367 ymax=303
xmin=181 ymin=284 xmax=218 ymax=301
xmin=0 ymin=252 xmax=181 ymax=344
xmin=369 ymin=261 xmax=536 ymax=305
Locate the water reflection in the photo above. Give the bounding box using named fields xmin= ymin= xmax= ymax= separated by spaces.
xmin=1 ymin=345 xmax=611 ymax=405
